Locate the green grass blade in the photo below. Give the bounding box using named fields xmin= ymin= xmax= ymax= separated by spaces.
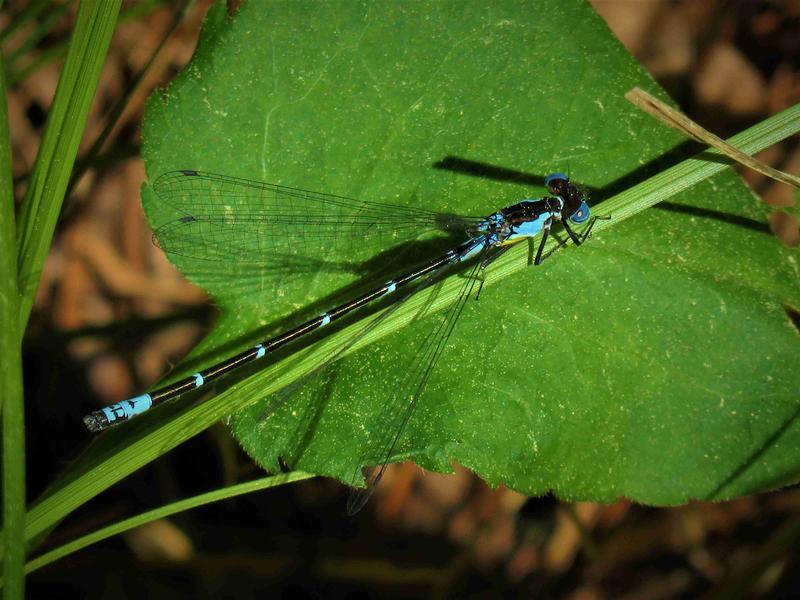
xmin=22 ymin=472 xmax=313 ymax=577
xmin=68 ymin=2 xmax=191 ymax=194
xmin=20 ymin=110 xmax=800 ymax=546
xmin=0 ymin=55 xmax=27 ymax=599
xmin=599 ymin=101 xmax=800 ymax=221
xmin=15 ymin=0 xmax=122 ymax=330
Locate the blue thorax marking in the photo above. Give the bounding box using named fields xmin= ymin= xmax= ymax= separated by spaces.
xmin=506 ymin=211 xmax=552 ymax=243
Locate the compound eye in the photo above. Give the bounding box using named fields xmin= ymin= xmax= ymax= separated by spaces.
xmin=569 ymin=200 xmax=590 ymax=224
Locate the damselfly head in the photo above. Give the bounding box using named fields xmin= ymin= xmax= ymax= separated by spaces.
xmin=544 ymin=172 xmax=590 ymax=225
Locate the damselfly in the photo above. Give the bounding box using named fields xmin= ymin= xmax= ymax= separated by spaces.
xmin=82 ymin=170 xmax=602 ymax=511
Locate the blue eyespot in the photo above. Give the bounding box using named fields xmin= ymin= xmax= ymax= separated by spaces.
xmin=544 ymin=172 xmax=569 ymax=186
xmin=569 ymin=200 xmax=590 ymax=224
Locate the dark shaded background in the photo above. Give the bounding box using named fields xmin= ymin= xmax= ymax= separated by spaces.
xmin=3 ymin=0 xmax=799 ymax=597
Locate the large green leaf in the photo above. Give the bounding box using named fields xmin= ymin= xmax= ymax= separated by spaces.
xmin=137 ymin=0 xmax=799 ymax=504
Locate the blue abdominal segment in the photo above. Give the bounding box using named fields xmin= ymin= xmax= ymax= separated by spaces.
xmin=101 ymin=393 xmax=153 ymax=424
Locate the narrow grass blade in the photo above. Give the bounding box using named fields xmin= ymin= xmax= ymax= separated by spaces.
xmin=22 ymin=472 xmax=313 ymax=577
xmin=0 ymin=55 xmax=27 ymax=598
xmin=626 ymin=87 xmax=800 ymax=188
xmin=15 ymin=0 xmax=122 ymax=329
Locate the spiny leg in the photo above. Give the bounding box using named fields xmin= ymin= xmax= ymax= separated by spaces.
xmin=583 ymin=213 xmax=612 ymax=240
xmin=561 ymin=218 xmax=583 ymax=246
xmin=565 ymin=213 xmax=612 ymax=246
xmin=576 ymin=215 xmax=603 ymax=244
xmin=533 ymin=221 xmax=553 ymax=266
